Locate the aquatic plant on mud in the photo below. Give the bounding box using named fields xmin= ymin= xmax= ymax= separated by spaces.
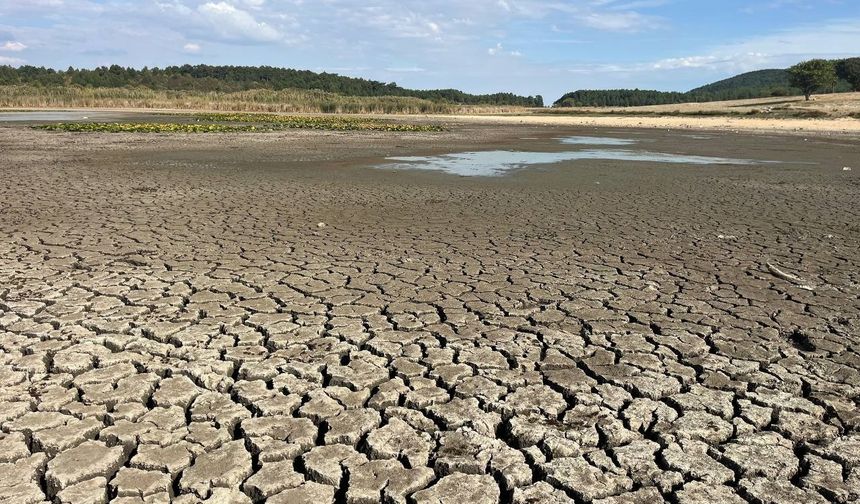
xmin=35 ymin=122 xmax=266 ymax=133
xmin=190 ymin=113 xmax=446 ymax=131
xmin=34 ymin=117 xmax=446 ymax=133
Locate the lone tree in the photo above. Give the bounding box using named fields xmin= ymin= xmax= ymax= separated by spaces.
xmin=836 ymin=58 xmax=860 ymax=92
xmin=788 ymin=59 xmax=838 ymax=100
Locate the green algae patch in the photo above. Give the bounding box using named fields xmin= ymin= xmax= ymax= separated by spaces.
xmin=192 ymin=113 xmax=446 ymax=132
xmin=35 ymin=115 xmax=446 ymax=134
xmin=35 ymin=122 xmax=262 ymax=133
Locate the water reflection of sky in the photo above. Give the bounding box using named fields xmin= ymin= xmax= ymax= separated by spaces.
xmin=380 ymin=136 xmax=770 ymax=177
xmin=0 ymin=112 xmax=117 ymax=122
xmin=558 ymin=136 xmax=638 ymax=146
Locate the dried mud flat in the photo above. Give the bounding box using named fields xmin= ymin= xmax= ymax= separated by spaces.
xmin=1 ymin=121 xmax=859 ymax=504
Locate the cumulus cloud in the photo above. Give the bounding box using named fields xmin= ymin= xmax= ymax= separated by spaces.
xmin=1 ymin=41 xmax=27 ymax=51
xmin=183 ymin=42 xmax=201 ymax=53
xmin=196 ymin=1 xmax=281 ymax=42
xmin=343 ymin=8 xmax=447 ymax=40
xmin=707 ymin=18 xmax=860 ymax=61
xmin=649 ymin=53 xmax=771 ymax=71
xmin=567 ymin=18 xmax=860 ymax=78
xmin=638 ymin=18 xmax=860 ymax=75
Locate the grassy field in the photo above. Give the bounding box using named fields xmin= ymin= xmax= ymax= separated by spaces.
xmin=539 ymin=92 xmax=860 ymax=119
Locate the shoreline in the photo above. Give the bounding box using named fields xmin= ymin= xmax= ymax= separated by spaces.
xmin=437 ymin=113 xmax=860 ymax=137
xmin=2 ymin=105 xmax=859 ymax=137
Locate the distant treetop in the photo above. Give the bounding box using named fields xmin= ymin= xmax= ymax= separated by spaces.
xmin=788 ymin=59 xmax=838 ymax=100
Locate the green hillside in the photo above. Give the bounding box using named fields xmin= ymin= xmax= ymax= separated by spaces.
xmin=554 ymin=64 xmax=853 ymax=107
xmin=687 ymin=69 xmax=791 ymax=95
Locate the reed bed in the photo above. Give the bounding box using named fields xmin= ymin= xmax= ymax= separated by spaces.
xmin=0 ymin=85 xmax=462 ymax=114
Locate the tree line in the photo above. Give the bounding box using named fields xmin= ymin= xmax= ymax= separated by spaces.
xmin=554 ymin=58 xmax=860 ymax=107
xmin=0 ymin=64 xmax=544 ymax=107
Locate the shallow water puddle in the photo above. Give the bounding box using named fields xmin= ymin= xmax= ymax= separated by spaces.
xmin=558 ymin=136 xmax=638 ymax=146
xmin=0 ymin=111 xmax=114 ymax=122
xmin=380 ymin=135 xmax=770 ymax=176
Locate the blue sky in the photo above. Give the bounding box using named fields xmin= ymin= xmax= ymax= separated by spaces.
xmin=1 ymin=0 xmax=858 ymax=101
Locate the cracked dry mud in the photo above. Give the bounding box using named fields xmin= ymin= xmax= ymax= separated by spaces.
xmin=1 ymin=122 xmax=859 ymax=504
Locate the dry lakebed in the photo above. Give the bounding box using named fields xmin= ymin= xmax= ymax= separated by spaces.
xmin=0 ymin=114 xmax=859 ymax=504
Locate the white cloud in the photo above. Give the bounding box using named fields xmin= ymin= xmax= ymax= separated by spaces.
xmin=154 ymin=2 xmax=194 ymax=20
xmin=567 ymin=53 xmax=769 ymax=75
xmin=581 ymin=11 xmax=661 ymax=31
xmin=635 ymin=18 xmax=860 ymax=76
xmin=649 ymin=53 xmax=770 ymax=71
xmin=705 ymin=18 xmax=860 ymax=62
xmin=238 ymin=0 xmax=267 ymax=9
xmin=347 ymin=9 xmax=447 ymax=40
xmin=183 ymin=42 xmax=201 ymax=53
xmin=567 ymin=18 xmax=860 ymax=77
xmin=0 ymin=55 xmax=25 ymax=65
xmin=495 ymin=0 xmax=664 ymax=32
xmin=197 ymin=1 xmax=281 ymax=42
xmin=1 ymin=41 xmax=27 ymax=52
xmin=488 ymin=42 xmax=521 ymax=57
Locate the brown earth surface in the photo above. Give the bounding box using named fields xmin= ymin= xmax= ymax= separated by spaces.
xmin=1 ymin=119 xmax=859 ymax=504
xmin=506 ymin=92 xmax=860 ymax=135
xmin=448 ymin=112 xmax=860 ymax=136
xmin=548 ymin=91 xmax=860 ymax=117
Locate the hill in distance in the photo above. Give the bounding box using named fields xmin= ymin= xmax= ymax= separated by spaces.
xmin=0 ymin=64 xmax=544 ymax=108
xmin=554 ymin=67 xmax=853 ymax=107
xmin=687 ymin=69 xmax=790 ymax=95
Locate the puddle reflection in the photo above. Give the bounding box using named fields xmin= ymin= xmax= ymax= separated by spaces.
xmin=380 ymin=136 xmax=770 ymax=177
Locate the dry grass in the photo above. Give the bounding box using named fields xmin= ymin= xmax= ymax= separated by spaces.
xmin=540 ymin=92 xmax=860 ymax=119
xmin=0 ymin=85 xmax=454 ymax=114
